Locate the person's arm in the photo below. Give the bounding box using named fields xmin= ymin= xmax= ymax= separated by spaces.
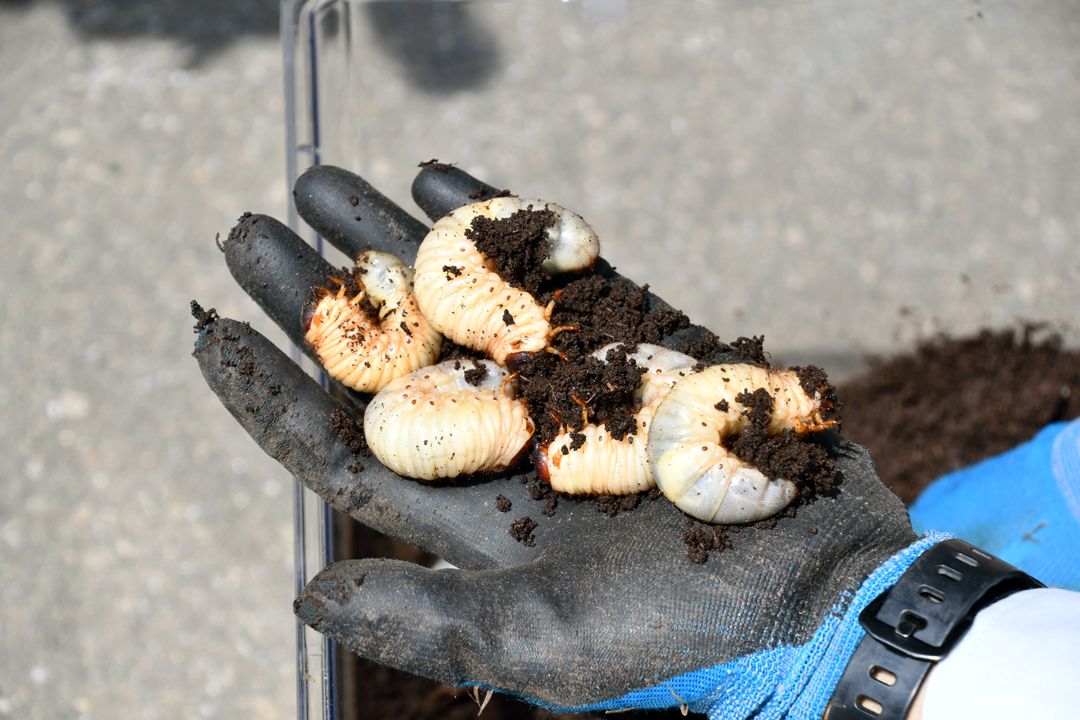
xmin=915 ymin=588 xmax=1080 ymax=720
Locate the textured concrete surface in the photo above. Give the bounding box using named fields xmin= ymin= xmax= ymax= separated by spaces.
xmin=0 ymin=2 xmax=294 ymax=718
xmin=1 ymin=1 xmax=1078 ymax=718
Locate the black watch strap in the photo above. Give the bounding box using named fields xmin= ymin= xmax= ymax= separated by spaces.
xmin=825 ymin=538 xmax=1044 ymax=720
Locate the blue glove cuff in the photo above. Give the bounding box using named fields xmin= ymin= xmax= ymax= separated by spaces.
xmin=910 ymin=419 xmax=1080 ymax=591
xmin=485 ymin=531 xmax=951 ymax=719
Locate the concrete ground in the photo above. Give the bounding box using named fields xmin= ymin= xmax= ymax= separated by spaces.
xmin=1 ymin=1 xmax=1078 ymax=718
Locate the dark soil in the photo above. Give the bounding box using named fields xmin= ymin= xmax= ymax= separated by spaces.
xmin=462 ymin=359 xmax=489 ymax=386
xmin=466 ymin=205 xmax=557 ymax=296
xmin=682 ymin=520 xmax=733 ymax=565
xmin=837 ymin=325 xmax=1080 ymax=504
xmin=516 ymin=346 xmax=646 ymax=446
xmin=190 ymin=300 xmax=219 ymax=333
xmin=331 ymin=409 xmax=373 ymax=474
xmin=508 ymin=516 xmax=539 ymax=546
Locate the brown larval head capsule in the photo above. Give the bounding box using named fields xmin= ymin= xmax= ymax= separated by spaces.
xmin=648 ymin=364 xmax=837 ymax=524
xmin=304 ymin=251 xmax=442 ymax=394
xmin=364 ymin=359 xmax=534 ymax=480
xmin=412 ymin=197 xmax=600 ymax=366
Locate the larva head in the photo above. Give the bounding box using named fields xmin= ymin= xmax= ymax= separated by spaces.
xmin=505 ymin=350 xmax=539 ymax=375
xmin=792 ymin=365 xmax=840 ymax=414
xmin=535 ymin=443 xmax=555 ymax=482
xmin=302 ymin=286 xmax=331 ymax=332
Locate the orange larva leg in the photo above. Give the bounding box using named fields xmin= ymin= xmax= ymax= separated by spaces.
xmin=570 ymin=394 xmax=590 ymax=425
xmin=548 ymin=324 xmax=580 ymax=338
xmin=543 ymin=290 xmax=564 ymax=320
xmin=544 ymin=346 xmax=571 ymax=362
xmin=347 ymin=288 xmax=367 ymax=307
xmin=498 ymin=371 xmax=520 ymax=396
xmin=792 ymin=416 xmax=840 ymax=434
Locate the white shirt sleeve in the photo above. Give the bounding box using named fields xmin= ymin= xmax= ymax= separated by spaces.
xmin=921 ymin=588 xmax=1080 ymax=720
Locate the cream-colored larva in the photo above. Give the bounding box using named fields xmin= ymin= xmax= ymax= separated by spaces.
xmin=364 ymin=359 xmax=534 ymax=480
xmin=648 ymin=364 xmax=836 ymax=524
xmin=303 ymin=251 xmax=442 ymax=394
xmin=413 ymin=197 xmax=600 ymax=366
xmin=537 ymin=344 xmax=698 ymax=495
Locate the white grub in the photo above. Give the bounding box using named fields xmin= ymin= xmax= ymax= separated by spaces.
xmin=304 ymin=251 xmax=442 ymax=394
xmin=538 ymin=344 xmax=697 ymax=495
xmin=648 ymin=364 xmax=835 ymax=524
xmin=364 ymin=359 xmax=534 ymax=480
xmin=413 ymin=197 xmax=599 ymax=365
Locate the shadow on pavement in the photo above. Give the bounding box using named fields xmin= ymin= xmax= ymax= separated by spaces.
xmin=0 ymin=0 xmax=501 ymax=91
xmin=364 ymin=1 xmax=500 ymax=94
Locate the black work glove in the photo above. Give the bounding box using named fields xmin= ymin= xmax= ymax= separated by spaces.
xmin=193 ymin=164 xmax=932 ymax=718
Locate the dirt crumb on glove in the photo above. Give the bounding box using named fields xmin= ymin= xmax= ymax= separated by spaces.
xmin=495 ymin=494 xmax=512 ymax=512
xmin=509 ymin=516 xmax=538 ymax=546
xmin=728 ymin=336 xmax=770 ymax=367
xmin=526 ymin=483 xmax=560 ymax=517
xmin=331 ymin=409 xmax=372 ymax=474
xmin=682 ymin=521 xmax=732 ymax=564
xmin=595 ymin=493 xmax=642 ymax=518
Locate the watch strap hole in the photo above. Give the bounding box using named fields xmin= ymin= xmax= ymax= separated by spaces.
xmin=935 ymin=565 xmax=963 ymax=582
xmin=953 ymin=551 xmax=979 ymax=567
xmin=856 ymin=695 xmax=884 ymax=715
xmin=869 ymin=666 xmax=897 ymax=687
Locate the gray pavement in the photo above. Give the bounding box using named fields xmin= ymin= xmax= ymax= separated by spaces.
xmin=1 ymin=1 xmax=1078 ymax=718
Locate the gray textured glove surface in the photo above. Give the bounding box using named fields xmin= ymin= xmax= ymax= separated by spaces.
xmin=193 ymin=165 xmax=916 ymax=707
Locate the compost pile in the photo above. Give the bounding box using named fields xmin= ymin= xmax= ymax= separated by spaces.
xmin=837 ymin=326 xmax=1080 ymax=503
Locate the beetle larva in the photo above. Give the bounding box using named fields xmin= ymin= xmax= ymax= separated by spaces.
xmin=364 ymin=359 xmax=535 ymax=480
xmin=648 ymin=364 xmax=836 ymax=524
xmin=538 ymin=344 xmax=698 ymax=495
xmin=303 ymin=251 xmax=442 ymax=394
xmin=413 ymin=197 xmax=600 ymax=366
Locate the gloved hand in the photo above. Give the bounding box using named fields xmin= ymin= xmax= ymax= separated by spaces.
xmin=909 ymin=418 xmax=1080 ymax=592
xmin=193 ymin=164 xmax=941 ymax=717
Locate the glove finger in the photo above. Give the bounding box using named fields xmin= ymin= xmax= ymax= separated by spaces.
xmin=295 ymin=557 xmax=615 ymax=708
xmin=293 ymin=165 xmax=429 ymax=263
xmin=411 ymin=162 xmax=505 ymax=221
xmin=193 ymin=315 xmax=541 ymax=570
xmin=220 ymin=212 xmax=367 ymax=406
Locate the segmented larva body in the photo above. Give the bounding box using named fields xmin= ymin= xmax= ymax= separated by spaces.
xmin=413 ymin=197 xmax=600 ymax=365
xmin=648 ymin=364 xmax=834 ymax=524
xmin=538 ymin=344 xmax=698 ymax=495
xmin=364 ymin=360 xmax=534 ymax=480
xmin=304 ymin=251 xmax=442 ymax=394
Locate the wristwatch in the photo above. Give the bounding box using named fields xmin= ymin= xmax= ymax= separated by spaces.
xmin=824 ymin=538 xmax=1044 ymax=720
